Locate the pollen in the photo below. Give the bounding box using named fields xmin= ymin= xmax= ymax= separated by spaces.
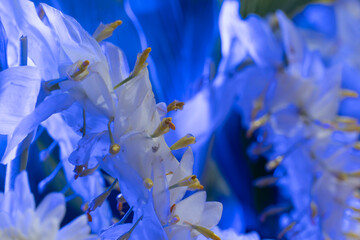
xmin=167 ymin=100 xmax=185 ymax=112
xmin=170 ymin=134 xmax=196 ymax=150
xmin=144 ymin=178 xmax=154 ymax=189
xmin=151 ymin=117 xmax=176 ymax=138
xmin=277 ymin=221 xmax=296 ymax=239
xmin=109 ymin=144 xmax=121 ymax=155
xmin=254 ymin=176 xmax=279 ymax=187
xmin=93 ymin=20 xmax=123 ymax=42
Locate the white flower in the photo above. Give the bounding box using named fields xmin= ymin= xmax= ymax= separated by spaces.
xmin=0 ymin=171 xmax=95 ymax=240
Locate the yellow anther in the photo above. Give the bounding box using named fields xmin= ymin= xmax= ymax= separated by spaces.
xmin=354 ymin=190 xmax=360 ymax=199
xmin=167 ymin=100 xmax=185 ymax=113
xmin=169 ymin=215 xmax=180 ymax=225
xmin=254 ymin=176 xmax=279 ymax=188
xmin=144 ymin=178 xmax=154 ymax=189
xmin=166 ymin=171 xmax=174 ymax=176
xmin=354 ymin=142 xmax=360 ymax=150
xmin=334 ymin=172 xmax=348 ymax=181
xmin=348 ymin=171 xmax=360 ymax=177
xmin=70 ymin=60 xmax=90 ymax=81
xmin=151 ymin=117 xmax=176 ymax=138
xmin=344 ymin=232 xmax=360 ymax=239
xmin=81 ymin=202 xmax=89 ymax=212
xmin=185 ymin=222 xmax=220 ymax=240
xmin=266 ymin=156 xmax=284 ymax=171
xmin=335 ymin=116 xmax=358 ymax=124
xmin=169 ymin=175 xmax=204 ymax=190
xmin=277 ymin=221 xmax=296 ymax=239
xmin=341 ymin=89 xmax=359 ymax=98
xmin=93 ymin=20 xmax=123 ymax=42
xmin=109 ymin=144 xmax=121 ymax=155
xmin=132 ymin=47 xmax=151 ymax=78
xmin=170 ymin=134 xmax=196 ymax=150
xmin=349 ymin=206 xmax=360 ymax=213
xmin=247 ymin=114 xmax=269 ymax=137
xmin=113 ymin=48 xmax=152 ymax=90
xmin=311 ymin=201 xmax=318 ymax=219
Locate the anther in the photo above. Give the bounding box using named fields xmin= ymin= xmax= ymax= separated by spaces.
xmin=110 ymin=144 xmax=121 ymax=155
xmin=253 ymin=176 xmax=279 ymax=188
xmin=341 ymin=89 xmax=359 ymax=98
xmin=151 ymin=117 xmax=176 ymax=138
xmin=167 ymin=100 xmax=185 ymax=113
xmin=184 ymin=222 xmax=220 ymax=240
xmin=247 ymin=114 xmax=269 ymax=137
xmin=143 ymin=178 xmax=154 ymax=189
xmin=114 ymin=48 xmax=151 ymax=90
xmin=266 ymin=156 xmax=284 ymax=171
xmin=169 ymin=215 xmax=180 ymax=225
xmin=169 ymin=175 xmax=204 ymax=190
xmin=277 ymin=221 xmax=296 ymax=239
xmin=87 ymin=179 xmax=118 ymax=221
xmin=70 ymin=60 xmax=90 ymax=80
xmin=170 ymin=134 xmax=196 ymax=150
xmin=118 ymin=215 xmax=143 ymax=240
xmin=93 ymin=20 xmax=123 ymax=42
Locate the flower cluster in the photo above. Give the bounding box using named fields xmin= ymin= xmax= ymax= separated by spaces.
xmin=217 ymin=0 xmax=360 ymax=239
xmin=0 ymin=0 xmax=228 ymax=239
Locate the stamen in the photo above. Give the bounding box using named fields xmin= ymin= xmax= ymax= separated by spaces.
xmin=344 ymin=232 xmax=360 ymax=239
xmin=93 ymin=20 xmax=123 ymax=42
xmin=78 ymin=164 xmax=100 ymax=178
xmin=184 ymin=222 xmax=220 ymax=240
xmin=335 ymin=116 xmax=358 ymax=124
xmin=70 ymin=60 xmax=90 ymax=80
xmin=107 ymin=117 xmax=121 ymax=155
xmin=114 ymin=48 xmax=151 ymax=90
xmin=170 ymin=204 xmax=176 ymax=213
xmin=87 ymin=179 xmax=118 ymax=222
xmin=341 ymin=89 xmax=359 ymax=98
xmin=247 ymin=114 xmax=269 ymax=138
xmin=118 ymin=215 xmax=143 ymax=240
xmin=143 ymin=178 xmax=154 ymax=189
xmin=277 ymin=221 xmax=296 ymax=239
xmin=353 ymin=142 xmax=360 ymax=150
xmin=167 ymin=100 xmax=185 ymax=112
xmin=266 ymin=156 xmax=284 ymax=171
xmin=151 ymin=117 xmax=176 ymax=138
xmin=169 ymin=175 xmax=204 ymax=190
xmin=260 ymin=204 xmax=291 ymax=222
xmin=253 ymin=176 xmax=279 ymax=188
xmin=166 ymin=171 xmax=174 ymax=176
xmin=170 ymin=134 xmax=196 ymax=150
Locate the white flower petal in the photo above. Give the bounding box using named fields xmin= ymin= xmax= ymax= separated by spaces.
xmin=35 ymin=193 xmax=65 ymax=224
xmin=174 ymin=191 xmax=206 ymax=225
xmin=56 ymin=215 xmax=93 ymax=240
xmin=198 ymin=202 xmax=223 ymax=229
xmin=1 ymin=93 xmax=75 ymax=164
xmin=0 ymin=66 xmax=41 ymax=135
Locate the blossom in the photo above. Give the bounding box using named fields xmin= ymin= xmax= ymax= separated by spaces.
xmin=0 ymin=171 xmax=95 ymax=240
